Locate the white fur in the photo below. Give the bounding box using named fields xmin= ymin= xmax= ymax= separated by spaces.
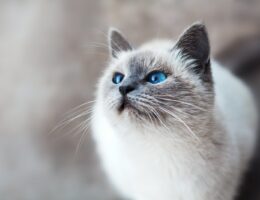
xmin=91 ymin=40 xmax=258 ymax=200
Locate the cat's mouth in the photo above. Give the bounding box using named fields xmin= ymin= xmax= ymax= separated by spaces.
xmin=116 ymin=97 xmax=161 ymax=123
xmin=117 ymin=97 xmax=136 ymax=113
xmin=118 ymin=98 xmax=130 ymax=112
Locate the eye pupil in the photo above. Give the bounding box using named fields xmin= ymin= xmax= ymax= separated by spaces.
xmin=147 ymin=71 xmax=167 ymax=84
xmin=152 ymin=76 xmax=158 ymax=82
xmin=112 ymin=72 xmax=124 ymax=84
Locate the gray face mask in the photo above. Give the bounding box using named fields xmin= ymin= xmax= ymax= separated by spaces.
xmin=102 ymin=24 xmax=213 ymax=129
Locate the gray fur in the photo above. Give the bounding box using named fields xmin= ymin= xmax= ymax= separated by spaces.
xmin=174 ymin=23 xmax=212 ymax=83
xmin=109 ymin=28 xmax=133 ymax=58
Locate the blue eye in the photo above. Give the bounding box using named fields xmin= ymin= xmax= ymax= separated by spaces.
xmin=146 ymin=71 xmax=167 ymax=84
xmin=112 ymin=72 xmax=124 ymax=84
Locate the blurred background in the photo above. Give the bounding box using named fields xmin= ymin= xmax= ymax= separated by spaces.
xmin=0 ymin=0 xmax=259 ymax=199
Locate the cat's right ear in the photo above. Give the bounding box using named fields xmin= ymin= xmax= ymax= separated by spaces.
xmin=108 ymin=28 xmax=133 ymax=58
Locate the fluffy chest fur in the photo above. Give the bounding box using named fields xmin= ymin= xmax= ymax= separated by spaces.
xmin=92 ymin=99 xmax=238 ymax=200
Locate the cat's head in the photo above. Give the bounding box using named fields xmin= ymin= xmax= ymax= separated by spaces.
xmin=97 ymin=23 xmax=214 ymax=131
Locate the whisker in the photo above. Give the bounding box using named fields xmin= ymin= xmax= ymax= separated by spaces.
xmin=135 ymin=97 xmax=171 ymax=132
xmin=155 ymin=95 xmax=207 ymax=112
xmin=49 ymin=100 xmax=95 ymax=135
xmin=159 ymin=107 xmax=200 ymax=142
xmin=49 ymin=110 xmax=91 ymax=136
xmin=71 ymin=116 xmax=93 ymax=137
xmin=58 ymin=119 xmax=89 ymax=140
xmin=74 ymin=119 xmax=92 ymax=157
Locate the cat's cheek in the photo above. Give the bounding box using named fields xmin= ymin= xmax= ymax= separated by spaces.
xmin=101 ymin=84 xmax=115 ymax=98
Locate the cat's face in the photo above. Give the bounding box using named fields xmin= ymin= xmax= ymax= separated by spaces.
xmin=98 ymin=23 xmax=214 ymax=130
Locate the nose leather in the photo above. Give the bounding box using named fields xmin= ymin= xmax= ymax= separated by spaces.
xmin=119 ymin=84 xmax=136 ymax=96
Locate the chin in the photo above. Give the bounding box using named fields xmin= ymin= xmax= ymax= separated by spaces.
xmin=114 ymin=105 xmax=141 ymax=123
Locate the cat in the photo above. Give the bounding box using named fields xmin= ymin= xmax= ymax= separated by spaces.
xmin=91 ymin=23 xmax=258 ymax=200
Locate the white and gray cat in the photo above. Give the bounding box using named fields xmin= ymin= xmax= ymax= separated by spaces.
xmin=91 ymin=23 xmax=258 ymax=200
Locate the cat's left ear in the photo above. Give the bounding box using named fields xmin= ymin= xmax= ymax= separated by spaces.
xmin=173 ymin=23 xmax=211 ymax=80
xmin=108 ymin=28 xmax=133 ymax=58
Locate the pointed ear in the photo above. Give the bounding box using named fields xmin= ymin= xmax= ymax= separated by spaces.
xmin=108 ymin=28 xmax=132 ymax=58
xmin=174 ymin=23 xmax=211 ymax=78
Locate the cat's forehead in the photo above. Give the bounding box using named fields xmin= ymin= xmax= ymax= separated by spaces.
xmin=113 ymin=50 xmax=169 ymax=74
xmin=128 ymin=51 xmax=156 ymax=73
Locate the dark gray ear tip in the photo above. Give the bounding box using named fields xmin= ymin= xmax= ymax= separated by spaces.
xmin=175 ymin=21 xmax=210 ymax=63
xmin=190 ymin=21 xmax=206 ymax=27
xmin=108 ymin=28 xmax=122 ymax=45
xmin=191 ymin=21 xmax=206 ymax=27
xmin=107 ymin=27 xmax=133 ymax=58
xmin=108 ymin=27 xmax=121 ymax=39
xmin=188 ymin=22 xmax=208 ymax=34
